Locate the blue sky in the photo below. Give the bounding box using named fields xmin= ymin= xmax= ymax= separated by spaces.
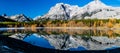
xmin=0 ymin=0 xmax=119 ymax=18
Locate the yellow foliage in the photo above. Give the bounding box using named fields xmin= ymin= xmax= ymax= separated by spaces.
xmin=109 ymin=18 xmax=116 ymax=23
xmin=93 ymin=22 xmax=96 ymax=27
xmin=107 ymin=22 xmax=113 ymax=28
xmin=31 ymin=24 xmax=37 ymax=32
xmin=107 ymin=18 xmax=115 ymax=28
xmin=107 ymin=30 xmax=113 ymax=36
xmin=100 ymin=20 xmax=103 ymax=26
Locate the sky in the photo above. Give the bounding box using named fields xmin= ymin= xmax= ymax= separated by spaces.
xmin=0 ymin=0 xmax=119 ymax=18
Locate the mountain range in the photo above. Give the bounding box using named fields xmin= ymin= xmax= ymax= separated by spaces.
xmin=35 ymin=0 xmax=120 ymax=20
xmin=0 ymin=0 xmax=120 ymax=22
xmin=0 ymin=14 xmax=32 ymax=22
xmin=2 ymin=14 xmax=33 ymax=22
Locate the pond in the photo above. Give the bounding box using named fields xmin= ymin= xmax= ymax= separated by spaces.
xmin=1 ymin=28 xmax=120 ymax=52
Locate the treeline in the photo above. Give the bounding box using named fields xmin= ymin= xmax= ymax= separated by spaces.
xmin=0 ymin=22 xmax=42 ymax=27
xmin=0 ymin=18 xmax=120 ymax=28
xmin=36 ymin=18 xmax=120 ymax=28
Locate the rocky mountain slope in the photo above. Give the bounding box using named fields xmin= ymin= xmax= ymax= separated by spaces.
xmin=0 ymin=16 xmax=15 ymax=22
xmin=35 ymin=0 xmax=120 ymax=20
xmin=2 ymin=14 xmax=32 ymax=22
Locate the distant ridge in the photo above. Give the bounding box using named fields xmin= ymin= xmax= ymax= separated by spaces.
xmin=0 ymin=16 xmax=15 ymax=22
xmin=1 ymin=14 xmax=32 ymax=22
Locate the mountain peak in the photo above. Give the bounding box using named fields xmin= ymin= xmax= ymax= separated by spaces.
xmin=85 ymin=0 xmax=107 ymax=7
xmin=92 ymin=0 xmax=105 ymax=4
xmin=42 ymin=3 xmax=72 ymax=20
xmin=8 ymin=14 xmax=32 ymax=22
xmin=56 ymin=3 xmax=64 ymax=5
xmin=55 ymin=3 xmax=70 ymax=6
xmin=82 ymin=0 xmax=108 ymax=12
xmin=94 ymin=0 xmax=101 ymax=3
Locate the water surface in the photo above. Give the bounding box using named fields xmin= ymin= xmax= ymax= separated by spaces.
xmin=1 ymin=28 xmax=120 ymax=51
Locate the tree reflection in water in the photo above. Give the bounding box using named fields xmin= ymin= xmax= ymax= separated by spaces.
xmin=1 ymin=28 xmax=120 ymax=51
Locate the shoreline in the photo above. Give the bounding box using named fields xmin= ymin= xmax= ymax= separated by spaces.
xmin=0 ymin=27 xmax=120 ymax=30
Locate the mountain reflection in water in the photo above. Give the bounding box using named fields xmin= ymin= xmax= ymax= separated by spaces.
xmin=1 ymin=28 xmax=120 ymax=51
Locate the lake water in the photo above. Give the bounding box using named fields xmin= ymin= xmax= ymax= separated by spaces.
xmin=1 ymin=28 xmax=120 ymax=51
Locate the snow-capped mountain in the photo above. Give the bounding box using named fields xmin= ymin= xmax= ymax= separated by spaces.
xmin=37 ymin=3 xmax=81 ymax=20
xmin=3 ymin=14 xmax=32 ymax=22
xmin=82 ymin=0 xmax=120 ymax=19
xmin=10 ymin=14 xmax=32 ymax=22
xmin=36 ymin=0 xmax=120 ymax=20
xmin=41 ymin=3 xmax=73 ymax=20
xmin=34 ymin=16 xmax=41 ymax=20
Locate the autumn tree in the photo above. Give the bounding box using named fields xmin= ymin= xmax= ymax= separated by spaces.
xmin=93 ymin=21 xmax=97 ymax=27
xmin=107 ymin=18 xmax=115 ymax=28
xmin=100 ymin=20 xmax=104 ymax=26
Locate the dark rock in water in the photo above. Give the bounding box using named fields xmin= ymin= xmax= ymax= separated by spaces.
xmin=0 ymin=35 xmax=120 ymax=53
xmin=0 ymin=40 xmax=23 ymax=53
